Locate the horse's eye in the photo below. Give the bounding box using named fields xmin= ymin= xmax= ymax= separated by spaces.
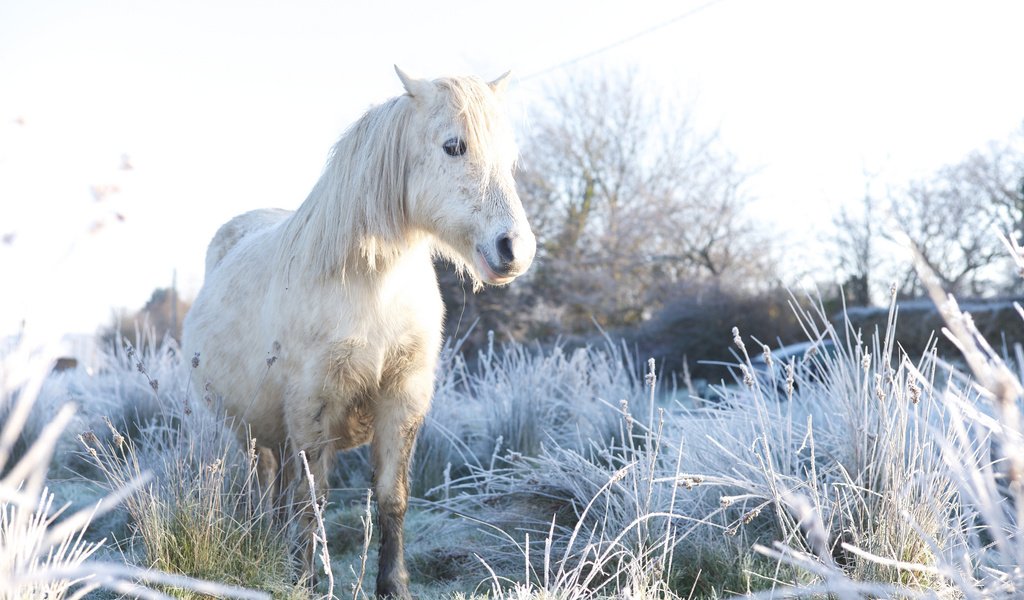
xmin=443 ymin=137 xmax=467 ymax=157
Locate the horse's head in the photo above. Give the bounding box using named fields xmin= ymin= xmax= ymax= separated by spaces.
xmin=396 ymin=67 xmax=535 ymax=286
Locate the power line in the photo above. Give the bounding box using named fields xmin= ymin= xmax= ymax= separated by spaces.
xmin=520 ymin=0 xmax=728 ymax=82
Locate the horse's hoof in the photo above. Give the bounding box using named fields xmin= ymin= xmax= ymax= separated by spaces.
xmin=375 ymin=585 xmax=413 ymax=600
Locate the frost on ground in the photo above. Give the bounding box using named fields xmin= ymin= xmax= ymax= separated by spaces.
xmin=5 ymin=281 xmax=1024 ymax=599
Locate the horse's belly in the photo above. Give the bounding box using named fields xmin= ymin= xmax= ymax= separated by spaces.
xmin=237 ymin=381 xmax=290 ymax=448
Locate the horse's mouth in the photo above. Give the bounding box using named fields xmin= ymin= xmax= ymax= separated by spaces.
xmin=474 ymin=249 xmax=516 ymax=285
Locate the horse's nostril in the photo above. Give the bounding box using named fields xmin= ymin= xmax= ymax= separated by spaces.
xmin=496 ymin=234 xmax=515 ymax=266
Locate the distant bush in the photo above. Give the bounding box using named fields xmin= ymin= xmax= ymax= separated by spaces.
xmin=626 ymin=283 xmax=812 ymax=382
xmin=841 ymin=296 xmax=1024 ymax=360
xmin=100 ymin=287 xmax=190 ymax=354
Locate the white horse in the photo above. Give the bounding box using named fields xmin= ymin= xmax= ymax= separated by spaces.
xmin=181 ymin=67 xmax=535 ymax=598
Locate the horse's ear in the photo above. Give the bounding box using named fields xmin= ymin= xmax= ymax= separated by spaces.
xmin=394 ymin=65 xmax=434 ymax=99
xmin=488 ymin=70 xmax=512 ymax=95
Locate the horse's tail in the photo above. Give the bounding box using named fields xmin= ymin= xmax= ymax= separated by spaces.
xmin=204 ymin=208 xmax=292 ymax=277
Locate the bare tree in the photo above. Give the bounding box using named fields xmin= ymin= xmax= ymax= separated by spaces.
xmin=960 ymin=126 xmax=1024 ymax=260
xmin=833 ymin=193 xmax=881 ymax=306
xmin=516 ymin=69 xmax=775 ymax=330
xmin=890 ymin=125 xmax=1024 ymax=297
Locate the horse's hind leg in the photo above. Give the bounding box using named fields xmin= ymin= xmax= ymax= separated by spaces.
xmin=253 ymin=445 xmax=279 ymax=515
xmin=371 ymin=395 xmax=426 ymax=600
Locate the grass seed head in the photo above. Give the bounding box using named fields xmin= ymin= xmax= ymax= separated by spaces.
xmin=645 ymin=357 xmax=657 ymax=388
xmin=875 ymin=373 xmax=886 ymax=402
xmin=79 ymin=431 xmax=100 ymax=458
xmin=908 ymin=379 xmax=921 ymax=404
xmin=732 ymin=326 xmax=745 ymax=352
xmin=103 ymin=416 xmax=126 ymax=450
xmin=741 ymin=364 xmax=755 ymax=388
xmin=742 ymin=506 xmax=762 ymax=524
xmin=610 ymin=466 xmax=631 ymax=484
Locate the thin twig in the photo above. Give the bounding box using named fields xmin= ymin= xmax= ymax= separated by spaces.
xmin=300 ymin=450 xmax=335 ymax=599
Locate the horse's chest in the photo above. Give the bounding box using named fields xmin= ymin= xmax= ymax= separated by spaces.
xmin=316 ymin=334 xmax=425 ymax=448
xmin=326 ymin=337 xmax=386 ymax=394
xmin=325 ymin=334 xmax=421 ymax=392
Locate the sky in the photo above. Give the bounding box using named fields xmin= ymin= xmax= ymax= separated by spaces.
xmin=1 ymin=0 xmax=1023 ymax=340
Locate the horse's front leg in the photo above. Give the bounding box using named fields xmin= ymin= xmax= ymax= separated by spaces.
xmin=284 ymin=390 xmax=337 ymax=589
xmin=371 ymin=377 xmax=429 ymax=600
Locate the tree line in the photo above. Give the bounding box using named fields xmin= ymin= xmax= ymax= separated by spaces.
xmin=438 ymin=69 xmax=1024 ymax=371
xmin=833 ymin=129 xmax=1024 ymax=304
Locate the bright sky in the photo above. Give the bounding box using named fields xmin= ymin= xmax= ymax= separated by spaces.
xmin=2 ymin=0 xmax=1022 ymax=339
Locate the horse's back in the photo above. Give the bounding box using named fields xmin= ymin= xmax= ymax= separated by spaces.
xmin=205 ymin=208 xmax=292 ymax=277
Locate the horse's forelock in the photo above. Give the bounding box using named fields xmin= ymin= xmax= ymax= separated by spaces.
xmin=436 ymin=76 xmax=517 ymax=182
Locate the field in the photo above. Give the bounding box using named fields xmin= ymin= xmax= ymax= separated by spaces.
xmin=4 ymin=269 xmax=1024 ymax=599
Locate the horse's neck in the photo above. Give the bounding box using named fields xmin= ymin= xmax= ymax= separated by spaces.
xmin=279 ymin=179 xmax=430 ymax=286
xmin=278 ymin=94 xmax=430 ymax=281
xmin=351 ymin=231 xmax=432 ymax=278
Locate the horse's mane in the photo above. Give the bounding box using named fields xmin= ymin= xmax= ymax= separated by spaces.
xmin=276 ymin=75 xmax=514 ymax=282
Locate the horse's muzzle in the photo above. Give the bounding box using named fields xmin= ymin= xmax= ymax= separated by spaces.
xmin=476 ymin=230 xmax=535 ymax=284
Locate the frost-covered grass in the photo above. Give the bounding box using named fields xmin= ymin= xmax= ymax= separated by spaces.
xmin=0 ymin=334 xmax=272 ymax=599
xmin=8 ymin=262 xmax=1024 ymax=598
xmin=75 ymin=350 xmax=306 ymax=599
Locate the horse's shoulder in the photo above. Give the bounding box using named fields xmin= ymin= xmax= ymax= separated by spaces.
xmin=205 ymin=208 xmax=292 ymax=276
